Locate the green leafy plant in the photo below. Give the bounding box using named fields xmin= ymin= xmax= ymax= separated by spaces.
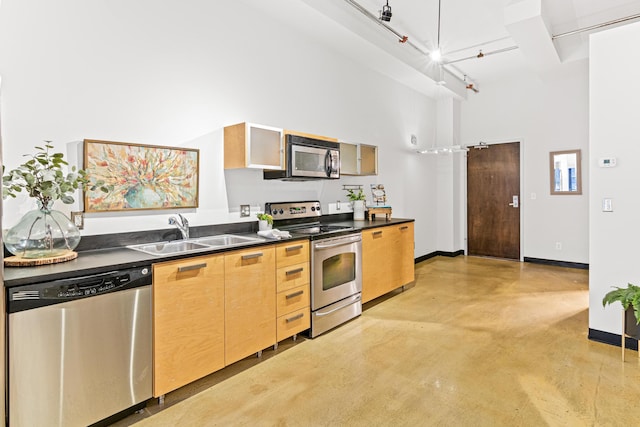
xmin=2 ymin=142 xmax=110 ymax=208
xmin=256 ymin=212 xmax=273 ymax=225
xmin=346 ymin=188 xmax=366 ymax=201
xmin=602 ymin=283 xmax=640 ymax=324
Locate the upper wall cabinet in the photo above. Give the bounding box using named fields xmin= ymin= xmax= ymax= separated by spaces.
xmin=340 ymin=142 xmax=378 ymax=176
xmin=224 ymin=122 xmax=284 ymax=170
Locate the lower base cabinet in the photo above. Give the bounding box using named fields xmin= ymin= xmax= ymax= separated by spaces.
xmin=150 ymin=239 xmax=312 ymax=396
xmin=362 ymin=222 xmax=415 ymax=303
xmin=224 ymin=246 xmax=276 ymax=365
xmin=153 ymin=254 xmax=225 ymax=397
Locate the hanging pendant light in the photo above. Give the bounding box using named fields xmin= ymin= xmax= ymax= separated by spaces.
xmin=430 ymin=0 xmax=442 ymax=62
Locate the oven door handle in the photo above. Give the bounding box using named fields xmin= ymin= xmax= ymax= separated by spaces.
xmin=314 ymin=237 xmax=361 ymax=250
xmin=315 ymin=294 xmax=361 ymax=317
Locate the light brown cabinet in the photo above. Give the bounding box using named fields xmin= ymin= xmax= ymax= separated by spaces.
xmin=275 ymin=241 xmax=310 ymax=341
xmin=224 ymin=122 xmax=284 ymax=169
xmin=224 ymin=246 xmax=276 ymax=365
xmin=152 ymin=254 xmax=225 ymax=397
xmin=339 ymin=142 xmax=378 ymax=176
xmin=362 ymin=223 xmax=415 ymax=303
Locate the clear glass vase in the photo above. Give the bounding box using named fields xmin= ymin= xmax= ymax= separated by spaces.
xmin=4 ymin=201 xmax=81 ymax=258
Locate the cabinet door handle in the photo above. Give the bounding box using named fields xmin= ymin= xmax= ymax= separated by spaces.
xmin=285 ymin=267 xmax=304 ymax=276
xmin=285 ymin=313 xmax=304 ymax=323
xmin=372 ymin=231 xmax=383 ymax=236
xmin=242 ymin=252 xmax=263 ymax=260
xmin=177 ymin=262 xmax=207 ymax=273
xmin=285 ymin=245 xmax=303 ymax=252
xmin=285 ymin=290 xmax=304 ymax=299
xmin=400 ymin=226 xmax=409 ymax=230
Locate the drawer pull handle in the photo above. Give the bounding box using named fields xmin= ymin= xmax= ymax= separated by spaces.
xmin=400 ymin=226 xmax=409 ymax=230
xmin=285 ymin=267 xmax=304 ymax=276
xmin=285 ymin=245 xmax=303 ymax=252
xmin=372 ymin=231 xmax=383 ymax=236
xmin=285 ymin=313 xmax=304 ymax=323
xmin=178 ymin=262 xmax=207 ymax=273
xmin=242 ymin=252 xmax=263 ymax=260
xmin=285 ymin=290 xmax=304 ymax=299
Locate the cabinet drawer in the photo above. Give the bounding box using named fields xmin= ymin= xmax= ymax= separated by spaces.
xmin=276 ymin=262 xmax=309 ymax=292
xmin=277 ymin=307 xmax=310 ymax=342
xmin=276 ymin=284 xmax=310 ymax=317
xmin=225 ymin=246 xmax=275 ymax=278
xmin=276 ymin=241 xmax=309 ymax=267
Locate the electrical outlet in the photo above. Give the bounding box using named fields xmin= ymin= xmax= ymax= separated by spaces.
xmin=240 ymin=204 xmax=250 ymax=217
xmin=71 ymin=211 xmax=84 ymax=230
xmin=555 ymin=242 xmax=562 ymax=250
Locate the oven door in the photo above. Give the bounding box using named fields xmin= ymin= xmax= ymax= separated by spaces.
xmin=311 ymin=233 xmax=362 ymax=310
xmin=290 ymin=144 xmax=340 ymax=179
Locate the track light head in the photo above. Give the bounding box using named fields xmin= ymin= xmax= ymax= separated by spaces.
xmin=380 ymin=1 xmax=392 ymax=22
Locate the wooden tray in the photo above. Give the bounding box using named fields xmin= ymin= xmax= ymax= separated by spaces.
xmin=4 ymin=251 xmax=78 ymax=267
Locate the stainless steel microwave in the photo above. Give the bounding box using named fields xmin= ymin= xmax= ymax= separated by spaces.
xmin=264 ymin=134 xmax=340 ymax=180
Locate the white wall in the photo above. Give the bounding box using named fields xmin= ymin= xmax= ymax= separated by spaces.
xmin=589 ymin=21 xmax=640 ymax=335
xmin=460 ymin=60 xmax=589 ymax=263
xmin=0 ymin=0 xmax=439 ymax=258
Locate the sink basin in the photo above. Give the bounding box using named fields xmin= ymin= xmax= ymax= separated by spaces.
xmin=192 ymin=234 xmax=265 ymax=247
xmin=128 ymin=234 xmax=265 ymax=256
xmin=128 ymin=241 xmax=210 ymax=256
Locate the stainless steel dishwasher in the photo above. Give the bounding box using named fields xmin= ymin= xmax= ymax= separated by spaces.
xmin=6 ymin=264 xmax=153 ymax=427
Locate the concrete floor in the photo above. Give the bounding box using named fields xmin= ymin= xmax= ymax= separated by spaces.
xmin=115 ymin=256 xmax=640 ymax=426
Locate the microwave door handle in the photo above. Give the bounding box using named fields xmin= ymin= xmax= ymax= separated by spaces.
xmin=324 ymin=150 xmax=331 ymax=177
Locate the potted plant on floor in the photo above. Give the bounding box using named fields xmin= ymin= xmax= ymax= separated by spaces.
xmin=602 ymin=283 xmax=640 ymax=339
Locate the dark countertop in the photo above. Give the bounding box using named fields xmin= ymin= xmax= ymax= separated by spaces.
xmin=3 ymin=217 xmax=414 ymax=288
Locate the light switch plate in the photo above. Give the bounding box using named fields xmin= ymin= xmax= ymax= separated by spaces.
xmin=602 ymin=198 xmax=613 ymax=212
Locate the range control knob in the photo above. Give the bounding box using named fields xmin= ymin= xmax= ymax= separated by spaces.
xmin=279 ymin=209 xmax=284 ymax=215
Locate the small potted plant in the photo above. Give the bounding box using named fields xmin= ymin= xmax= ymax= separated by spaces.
xmin=346 ymin=188 xmax=366 ymax=220
xmin=256 ymin=212 xmax=273 ymax=231
xmin=2 ymin=142 xmax=109 ymax=260
xmin=602 ymin=283 xmax=640 ymax=338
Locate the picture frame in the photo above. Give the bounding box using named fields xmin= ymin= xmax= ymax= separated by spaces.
xmin=83 ymin=139 xmax=199 ymax=212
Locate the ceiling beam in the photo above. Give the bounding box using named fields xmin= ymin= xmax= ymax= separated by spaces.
xmin=504 ymin=0 xmax=560 ymax=75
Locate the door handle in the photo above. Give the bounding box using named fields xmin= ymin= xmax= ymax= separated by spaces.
xmin=241 ymin=252 xmax=263 ymax=260
xmin=508 ymin=195 xmax=519 ymax=208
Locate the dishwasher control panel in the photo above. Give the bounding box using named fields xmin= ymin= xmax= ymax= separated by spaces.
xmin=7 ymin=265 xmax=152 ymax=313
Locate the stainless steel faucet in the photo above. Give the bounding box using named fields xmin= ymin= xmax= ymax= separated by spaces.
xmin=169 ymin=214 xmax=189 ymax=239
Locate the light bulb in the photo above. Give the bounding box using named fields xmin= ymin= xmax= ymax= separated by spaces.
xmin=430 ymin=48 xmax=442 ymax=63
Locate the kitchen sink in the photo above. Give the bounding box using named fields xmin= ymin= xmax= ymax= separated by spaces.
xmin=191 ymin=234 xmax=265 ymax=247
xmin=127 ymin=241 xmax=211 ymax=256
xmin=128 ymin=234 xmax=265 ymax=256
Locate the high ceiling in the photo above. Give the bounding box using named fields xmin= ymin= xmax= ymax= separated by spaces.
xmin=247 ymin=0 xmax=640 ymax=98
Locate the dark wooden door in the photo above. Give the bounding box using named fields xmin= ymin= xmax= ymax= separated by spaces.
xmin=467 ymin=142 xmax=520 ymax=259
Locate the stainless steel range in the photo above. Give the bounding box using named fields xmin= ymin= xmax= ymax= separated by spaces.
xmin=266 ymin=201 xmax=362 ymax=337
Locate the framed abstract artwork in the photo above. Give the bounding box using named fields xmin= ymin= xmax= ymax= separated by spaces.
xmin=83 ymin=139 xmax=199 ymax=212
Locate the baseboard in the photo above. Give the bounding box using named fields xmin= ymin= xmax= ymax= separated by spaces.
xmin=415 ymin=250 xmax=464 ymax=263
xmin=588 ymin=328 xmax=638 ymax=351
xmin=524 ymin=257 xmax=589 ymax=270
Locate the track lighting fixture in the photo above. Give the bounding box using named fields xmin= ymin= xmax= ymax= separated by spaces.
xmin=380 ymin=0 xmax=392 ymax=22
